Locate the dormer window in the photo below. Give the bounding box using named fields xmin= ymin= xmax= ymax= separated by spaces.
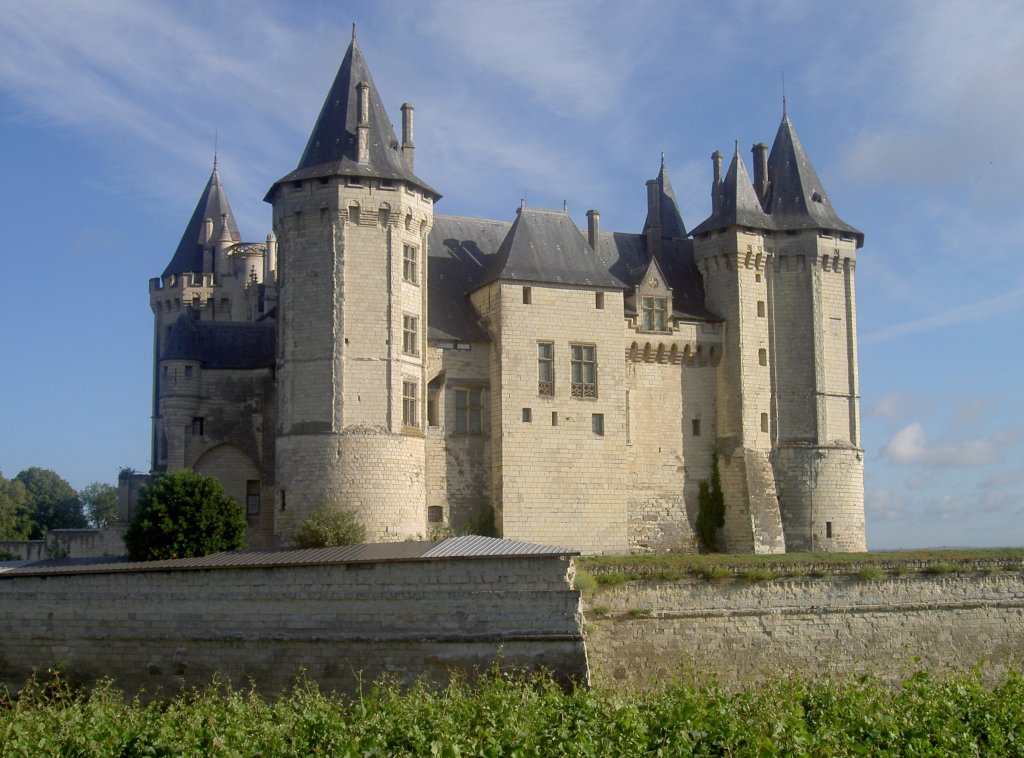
xmin=641 ymin=297 xmax=668 ymax=332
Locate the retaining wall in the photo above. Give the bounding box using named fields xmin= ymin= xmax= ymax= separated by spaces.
xmin=584 ymin=570 xmax=1024 ymax=688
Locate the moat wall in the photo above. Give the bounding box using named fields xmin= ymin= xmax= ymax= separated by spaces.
xmin=583 ymin=570 xmax=1024 ymax=689
xmin=0 ymin=546 xmax=587 ymax=698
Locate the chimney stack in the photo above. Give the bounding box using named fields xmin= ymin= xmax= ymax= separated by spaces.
xmin=401 ymin=103 xmax=415 ymax=171
xmin=265 ymin=231 xmax=277 ymax=285
xmin=646 ymin=179 xmax=661 ymax=228
xmin=751 ymin=142 xmax=769 ymax=205
xmin=586 ymin=209 xmax=601 ymax=252
xmin=711 ymin=151 xmax=723 ymax=213
xmin=356 ymin=81 xmax=370 ymax=164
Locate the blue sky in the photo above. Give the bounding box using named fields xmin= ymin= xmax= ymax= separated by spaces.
xmin=1 ymin=0 xmax=1022 ymax=549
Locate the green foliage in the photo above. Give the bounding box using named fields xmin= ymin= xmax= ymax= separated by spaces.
xmin=79 ymin=481 xmax=118 ymax=528
xmin=926 ymin=562 xmax=957 ymax=575
xmin=292 ymin=504 xmax=366 ymax=549
xmin=0 ymin=470 xmax=32 ymax=541
xmin=15 ymin=467 xmax=86 ymax=538
xmin=695 ymin=456 xmax=725 ymax=552
xmin=858 ymin=565 xmax=885 ymax=581
xmin=4 ymin=669 xmax=1022 ymax=756
xmin=574 ymin=569 xmax=598 ymax=594
xmin=124 ymin=470 xmax=246 ymax=560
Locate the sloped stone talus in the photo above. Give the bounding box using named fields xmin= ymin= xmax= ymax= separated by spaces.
xmin=585 ymin=571 xmax=1024 ymax=689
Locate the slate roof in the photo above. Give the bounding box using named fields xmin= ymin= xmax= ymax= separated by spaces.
xmin=162 ymin=313 xmax=275 ymax=369
xmin=691 ymin=144 xmax=773 ymax=236
xmin=643 ymin=158 xmax=687 ymax=239
xmin=474 ymin=207 xmax=624 ymax=291
xmin=269 ymin=35 xmax=436 ymax=198
xmin=0 ymin=537 xmax=576 ymax=578
xmin=765 ymin=111 xmax=862 ymax=241
xmin=162 ymin=167 xmax=241 ymax=278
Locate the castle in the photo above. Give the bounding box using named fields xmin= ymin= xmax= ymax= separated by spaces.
xmin=146 ymin=33 xmax=866 ymax=555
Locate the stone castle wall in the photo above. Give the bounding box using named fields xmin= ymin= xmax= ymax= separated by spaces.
xmin=0 ymin=553 xmax=586 ymax=698
xmin=584 ymin=570 xmax=1024 ymax=688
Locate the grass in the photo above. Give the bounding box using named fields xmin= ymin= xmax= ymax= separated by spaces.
xmin=576 ymin=547 xmax=1024 ymax=587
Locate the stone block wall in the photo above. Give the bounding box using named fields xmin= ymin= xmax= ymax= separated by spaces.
xmin=584 ymin=571 xmax=1024 ymax=689
xmin=0 ymin=551 xmax=587 ymax=698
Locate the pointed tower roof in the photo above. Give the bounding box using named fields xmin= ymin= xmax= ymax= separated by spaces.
xmin=475 ymin=207 xmax=623 ymax=291
xmin=643 ymin=157 xmax=687 ymax=239
xmin=270 ymin=34 xmax=436 ymax=196
xmin=162 ymin=166 xmax=241 ymax=278
xmin=691 ymin=143 xmax=773 ymax=236
xmin=765 ymin=112 xmax=861 ymax=241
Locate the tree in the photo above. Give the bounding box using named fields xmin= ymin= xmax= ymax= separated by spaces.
xmin=79 ymin=482 xmax=119 ymax=528
xmin=15 ymin=467 xmax=87 ymax=538
xmin=124 ymin=470 xmax=246 ymax=561
xmin=0 ymin=471 xmax=32 ymax=541
xmin=292 ymin=504 xmax=365 ymax=549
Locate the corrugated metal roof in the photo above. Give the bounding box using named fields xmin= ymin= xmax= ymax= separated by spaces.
xmin=0 ymin=537 xmax=575 ymax=579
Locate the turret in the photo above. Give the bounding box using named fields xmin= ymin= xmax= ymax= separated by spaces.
xmin=265 ymin=32 xmax=438 ymax=544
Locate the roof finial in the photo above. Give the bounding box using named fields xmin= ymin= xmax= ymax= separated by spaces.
xmin=352 ymin=22 xmax=356 ymax=42
xmin=213 ymin=127 xmax=218 ymax=171
xmin=734 ymin=139 xmax=740 ymax=156
xmin=781 ymin=65 xmax=787 ymax=117
xmin=660 ymin=151 xmax=665 ymax=169
xmin=563 ymin=199 xmax=567 ymax=212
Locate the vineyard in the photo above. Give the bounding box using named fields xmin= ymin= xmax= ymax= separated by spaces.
xmin=2 ymin=668 xmax=1022 ymax=756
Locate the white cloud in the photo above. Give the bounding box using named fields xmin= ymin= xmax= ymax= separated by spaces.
xmin=861 ymin=286 xmax=1024 ymax=345
xmin=865 ymin=490 xmax=906 ymax=522
xmin=865 ymin=390 xmax=932 ymax=422
xmin=880 ymin=422 xmax=1004 ymax=468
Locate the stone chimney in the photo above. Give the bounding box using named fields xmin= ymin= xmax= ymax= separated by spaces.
xmin=356 ymin=81 xmax=370 ymax=164
xmin=265 ymin=231 xmax=278 ymax=285
xmin=586 ymin=209 xmax=601 ymax=252
xmin=751 ymin=142 xmax=769 ymax=205
xmin=711 ymin=150 xmax=723 ymax=213
xmin=646 ymin=180 xmax=661 ymax=228
xmin=401 ymin=103 xmax=415 ymax=171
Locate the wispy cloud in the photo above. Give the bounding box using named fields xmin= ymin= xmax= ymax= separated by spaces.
xmin=862 ymin=286 xmax=1024 ymax=345
xmin=880 ymin=421 xmax=1011 ymax=468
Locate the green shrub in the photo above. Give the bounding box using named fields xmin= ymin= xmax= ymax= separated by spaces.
xmin=626 ymin=608 xmax=652 ymax=619
xmin=292 ymin=504 xmax=366 ymax=548
xmin=695 ymin=457 xmax=725 ymax=552
xmin=699 ymin=565 xmax=732 ymax=580
xmin=124 ymin=470 xmax=246 ymax=560
xmin=574 ymin=570 xmax=598 ymax=594
xmin=588 ymin=605 xmax=611 ymax=618
xmin=857 ymin=565 xmax=885 ymax=581
xmin=926 ymin=562 xmax=957 ymax=575
xmin=740 ymin=568 xmax=776 ymax=582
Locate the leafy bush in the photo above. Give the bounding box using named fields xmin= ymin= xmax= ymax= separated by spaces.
xmin=696 ymin=457 xmax=725 ymax=551
xmin=124 ymin=470 xmax=246 ymax=560
xmin=79 ymin=481 xmax=118 ymax=528
xmin=292 ymin=504 xmax=365 ymax=548
xmin=574 ymin=570 xmax=598 ymax=594
xmin=857 ymin=565 xmax=885 ymax=581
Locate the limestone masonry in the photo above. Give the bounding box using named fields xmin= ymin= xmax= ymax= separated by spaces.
xmin=145 ymin=33 xmax=866 ymax=554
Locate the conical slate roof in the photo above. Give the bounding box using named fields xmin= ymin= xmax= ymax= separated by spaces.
xmin=162 ymin=166 xmax=240 ymax=278
xmin=475 ymin=206 xmax=623 ymax=290
xmin=765 ymin=111 xmax=861 ymax=240
xmin=643 ymin=158 xmax=687 ymax=239
xmin=271 ymin=35 xmax=436 ymax=196
xmin=691 ymin=144 xmax=773 ymax=236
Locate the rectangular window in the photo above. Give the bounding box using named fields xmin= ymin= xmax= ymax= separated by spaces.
xmin=826 ymin=521 xmax=833 ymax=538
xmin=454 ymin=388 xmax=482 ymax=435
xmin=403 ymin=381 xmax=418 ymax=427
xmin=184 ymin=365 xmax=193 ymax=379
xmin=552 ymin=411 xmax=559 ymax=426
xmin=191 ymin=417 xmax=204 ymax=436
xmin=427 ymin=505 xmax=443 ymax=523
xmin=381 ymin=179 xmax=395 ymax=190
xmin=642 ymin=296 xmax=668 ymax=331
xmin=522 ymin=407 xmax=532 ymax=423
xmin=592 ymin=413 xmax=605 ymax=436
xmin=692 ymin=419 xmax=701 ymax=436
xmin=522 ymin=286 xmax=532 ymax=304
xmin=246 ymin=480 xmax=260 ymax=516
xmin=757 ymin=300 xmax=766 ymax=317
xmin=570 ymin=344 xmax=597 ymax=398
xmin=403 ymin=314 xmax=419 ymax=355
xmin=538 ymin=342 xmax=554 ymax=396
xmin=758 ymin=348 xmax=767 ymax=366
xmin=427 ymin=389 xmax=439 ymax=427
xmin=830 ymin=317 xmax=842 ymax=336
xmin=595 ymin=292 xmax=605 ymax=309
xmin=761 ymin=412 xmax=769 ymax=433
xmin=346 ymin=176 xmax=363 ymax=187
xmin=403 ymin=244 xmax=418 ymax=284
xmin=348 ymin=206 xmax=360 ymax=224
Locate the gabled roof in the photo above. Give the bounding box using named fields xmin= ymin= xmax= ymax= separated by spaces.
xmin=474 ymin=206 xmax=624 ymax=291
xmin=765 ymin=111 xmax=862 ymax=241
xmin=162 ymin=166 xmax=240 ymax=278
xmin=269 ymin=35 xmax=436 ymax=197
xmin=691 ymin=144 xmax=773 ymax=236
xmin=643 ymin=158 xmax=687 ymax=239
xmin=162 ymin=313 xmax=275 ymax=369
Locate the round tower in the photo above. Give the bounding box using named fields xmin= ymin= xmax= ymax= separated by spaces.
xmin=266 ymin=34 xmax=437 ymax=543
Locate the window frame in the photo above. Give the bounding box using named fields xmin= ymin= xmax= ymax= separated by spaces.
xmin=246 ymin=480 xmax=261 ymax=516
xmin=453 ymin=387 xmax=483 ymax=435
xmin=537 ymin=341 xmax=554 ymax=396
xmin=641 ymin=296 xmax=669 ymax=332
xmin=403 ymin=244 xmax=418 ymax=284
xmin=402 ymin=380 xmax=419 ymax=427
xmin=570 ymin=344 xmax=597 ymax=399
xmin=402 ymin=314 xmax=419 ymax=356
